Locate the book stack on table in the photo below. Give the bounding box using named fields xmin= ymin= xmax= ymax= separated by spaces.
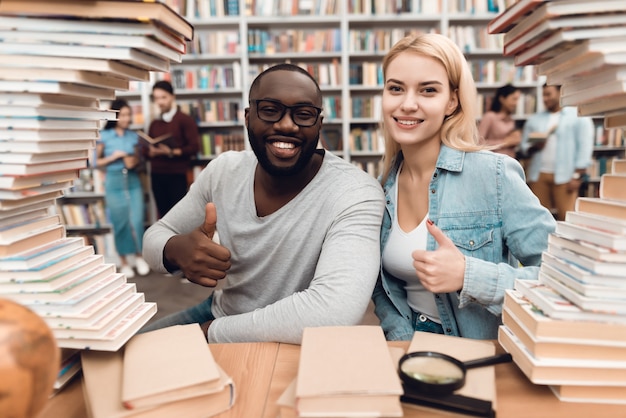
xmin=496 ymin=159 xmax=626 ymax=404
xmin=0 ymin=0 xmax=193 ymax=394
xmin=489 ymin=0 xmax=626 ymax=130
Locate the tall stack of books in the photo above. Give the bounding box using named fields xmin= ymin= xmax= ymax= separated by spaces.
xmin=0 ymin=0 xmax=192 ymax=373
xmin=489 ymin=0 xmax=626 ymax=130
xmin=497 ymin=159 xmax=626 ymax=404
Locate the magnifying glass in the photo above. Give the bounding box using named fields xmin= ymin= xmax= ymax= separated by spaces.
xmin=398 ymin=351 xmax=513 ymax=395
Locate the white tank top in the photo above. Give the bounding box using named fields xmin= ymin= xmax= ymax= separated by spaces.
xmin=381 ymin=175 xmax=440 ymax=323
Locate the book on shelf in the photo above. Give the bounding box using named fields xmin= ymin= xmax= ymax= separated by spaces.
xmin=565 ymin=210 xmax=626 ymax=236
xmin=0 ymin=67 xmax=130 ymax=91
xmin=0 ymin=42 xmax=170 ymax=73
xmin=605 ymin=111 xmax=626 ymax=130
xmin=514 ymin=279 xmax=626 ymax=324
xmin=0 ymin=223 xmax=65 ymax=257
xmin=561 ymin=79 xmax=626 ymax=107
xmin=554 ymin=220 xmax=626 ymax=251
xmin=503 ymin=0 xmax=626 ymax=55
xmin=0 ymin=30 xmax=182 ymax=63
xmin=82 ymin=349 xmax=234 ymax=418
xmin=296 ymin=326 xmax=403 ymax=418
xmin=514 ymin=26 xmax=626 ymax=67
xmin=541 ymin=247 xmax=626 ymax=287
xmin=498 ymin=325 xmax=626 ymax=385
xmin=549 ymin=384 xmax=626 ymax=404
xmin=0 ymin=140 xmax=96 ymax=154
xmin=136 ymin=130 xmax=171 ymax=145
xmin=612 ymin=159 xmax=626 ymax=174
xmin=502 ymin=305 xmax=626 ymax=362
xmin=0 ymin=236 xmax=84 ymax=271
xmin=0 ymin=14 xmax=187 ymax=54
xmin=0 ymin=149 xmax=88 ymax=165
xmin=575 ymin=197 xmax=626 ymax=221
xmin=0 ymin=158 xmax=88 ymax=176
xmin=540 ymin=261 xmax=626 ymax=301
xmin=503 ymin=289 xmax=626 ymax=344
xmin=0 ymin=214 xmax=61 ymax=242
xmin=539 ymin=271 xmax=626 ymax=314
xmin=487 ymin=0 xmax=547 ymax=34
xmin=122 ymin=324 xmax=226 ymax=410
xmin=2 ymin=54 xmax=150 ymax=82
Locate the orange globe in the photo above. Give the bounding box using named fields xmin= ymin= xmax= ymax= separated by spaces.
xmin=0 ymin=299 xmax=60 ymax=418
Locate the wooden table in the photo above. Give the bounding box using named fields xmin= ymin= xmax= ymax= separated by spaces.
xmin=39 ymin=341 xmax=626 ymax=418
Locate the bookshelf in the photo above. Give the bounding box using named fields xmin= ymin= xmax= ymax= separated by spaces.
xmin=130 ymin=0 xmax=545 ymax=178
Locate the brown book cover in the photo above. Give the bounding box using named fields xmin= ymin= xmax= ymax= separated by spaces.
xmin=82 ymin=348 xmax=234 ymax=418
xmin=121 ymin=324 xmax=223 ymax=410
xmin=296 ymin=326 xmax=403 ymax=418
xmin=136 ymin=130 xmax=171 ymax=145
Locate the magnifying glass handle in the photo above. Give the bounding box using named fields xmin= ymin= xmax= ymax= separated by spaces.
xmin=463 ymin=353 xmax=512 ymax=370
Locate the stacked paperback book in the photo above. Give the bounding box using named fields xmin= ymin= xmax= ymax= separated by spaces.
xmin=0 ymin=0 xmax=193 ymax=393
xmin=497 ymin=159 xmax=626 ymax=404
xmin=81 ymin=324 xmax=235 ymax=418
xmin=489 ymin=0 xmax=626 ymax=130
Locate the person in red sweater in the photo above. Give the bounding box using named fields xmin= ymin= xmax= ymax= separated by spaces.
xmin=142 ymin=80 xmax=200 ymax=219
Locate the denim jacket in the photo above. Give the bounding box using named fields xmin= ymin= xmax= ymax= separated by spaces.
xmin=373 ymin=145 xmax=556 ymax=340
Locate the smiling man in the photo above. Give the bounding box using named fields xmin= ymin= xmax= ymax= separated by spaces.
xmin=141 ymin=64 xmax=385 ymax=344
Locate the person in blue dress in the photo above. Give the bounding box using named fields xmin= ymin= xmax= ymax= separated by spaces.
xmin=97 ymin=99 xmax=150 ymax=279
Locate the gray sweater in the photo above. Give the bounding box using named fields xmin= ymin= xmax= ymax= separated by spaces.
xmin=143 ymin=150 xmax=385 ymax=343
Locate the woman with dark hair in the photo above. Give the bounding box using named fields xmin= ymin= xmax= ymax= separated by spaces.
xmin=97 ymin=99 xmax=150 ymax=279
xmin=478 ymin=83 xmax=522 ymax=158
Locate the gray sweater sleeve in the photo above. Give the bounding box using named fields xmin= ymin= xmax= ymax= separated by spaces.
xmin=143 ymin=151 xmax=385 ymax=344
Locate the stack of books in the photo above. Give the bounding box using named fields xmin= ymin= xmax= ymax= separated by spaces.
xmin=81 ymin=324 xmax=235 ymax=418
xmin=0 ymin=0 xmax=193 ymax=391
xmin=489 ymin=0 xmax=626 ymax=130
xmin=497 ymin=159 xmax=626 ymax=404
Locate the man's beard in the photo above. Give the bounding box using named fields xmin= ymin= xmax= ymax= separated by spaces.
xmin=248 ymin=129 xmax=319 ymax=177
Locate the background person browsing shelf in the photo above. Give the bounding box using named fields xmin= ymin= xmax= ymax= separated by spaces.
xmin=372 ymin=34 xmax=556 ymax=341
xmin=477 ymin=83 xmax=522 ymax=158
xmin=96 ymin=99 xmax=150 ymax=279
xmin=141 ymin=80 xmax=200 ymax=219
xmin=519 ymin=84 xmax=594 ymax=221
xmin=141 ymin=64 xmax=385 ymax=344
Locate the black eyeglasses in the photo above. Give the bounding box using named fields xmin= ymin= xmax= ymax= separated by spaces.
xmin=253 ymin=99 xmax=322 ymax=127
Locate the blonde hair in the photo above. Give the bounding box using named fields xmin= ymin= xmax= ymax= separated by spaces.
xmin=380 ymin=33 xmax=483 ymax=183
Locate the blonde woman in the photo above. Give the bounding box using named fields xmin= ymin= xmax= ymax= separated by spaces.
xmin=372 ymin=33 xmax=555 ymax=341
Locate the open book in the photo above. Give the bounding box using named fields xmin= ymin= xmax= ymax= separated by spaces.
xmin=136 ymin=130 xmax=171 ymax=145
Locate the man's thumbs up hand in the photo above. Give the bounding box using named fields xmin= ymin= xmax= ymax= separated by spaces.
xmin=163 ymin=202 xmax=231 ymax=287
xmin=411 ymin=219 xmax=465 ymax=294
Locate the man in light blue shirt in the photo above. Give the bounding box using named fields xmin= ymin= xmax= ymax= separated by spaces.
xmin=520 ymin=84 xmax=594 ymax=221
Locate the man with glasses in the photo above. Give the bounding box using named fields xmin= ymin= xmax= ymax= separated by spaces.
xmin=141 ymin=64 xmax=385 ymax=343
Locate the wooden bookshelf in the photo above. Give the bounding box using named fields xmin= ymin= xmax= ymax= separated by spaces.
xmin=128 ymin=0 xmax=545 ymax=179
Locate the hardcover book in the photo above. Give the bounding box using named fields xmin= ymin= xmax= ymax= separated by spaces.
xmin=502 ymin=306 xmax=626 ymax=361
xmin=498 ymin=325 xmax=626 ymax=385
xmin=296 ymin=326 xmax=403 ymax=418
